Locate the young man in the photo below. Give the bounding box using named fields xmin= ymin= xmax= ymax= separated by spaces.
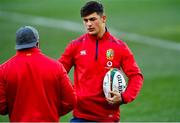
xmin=0 ymin=26 xmax=76 ymax=122
xmin=59 ymin=1 xmax=143 ymax=122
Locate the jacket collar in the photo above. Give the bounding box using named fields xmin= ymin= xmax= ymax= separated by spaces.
xmin=87 ymin=28 xmax=111 ymax=41
xmin=16 ymin=47 xmax=41 ymax=55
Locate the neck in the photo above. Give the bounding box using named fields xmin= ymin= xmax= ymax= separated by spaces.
xmin=97 ymin=26 xmax=106 ymax=39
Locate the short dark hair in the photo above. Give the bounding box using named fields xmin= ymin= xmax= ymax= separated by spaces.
xmin=80 ymin=1 xmax=104 ymax=17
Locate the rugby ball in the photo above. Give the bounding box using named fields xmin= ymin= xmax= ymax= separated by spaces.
xmin=103 ymin=68 xmax=126 ymax=98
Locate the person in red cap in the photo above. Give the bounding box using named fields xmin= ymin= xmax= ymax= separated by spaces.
xmin=0 ymin=26 xmax=76 ymax=122
xmin=59 ymin=1 xmax=143 ymax=122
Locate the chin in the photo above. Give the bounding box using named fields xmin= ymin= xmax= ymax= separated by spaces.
xmin=88 ymin=31 xmax=97 ymax=36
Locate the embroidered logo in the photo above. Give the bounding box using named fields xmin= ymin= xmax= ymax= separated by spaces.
xmin=26 ymin=53 xmax=32 ymax=56
xmin=80 ymin=50 xmax=86 ymax=55
xmin=106 ymin=49 xmax=114 ymax=60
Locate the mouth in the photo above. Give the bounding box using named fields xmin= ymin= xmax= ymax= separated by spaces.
xmin=87 ymin=28 xmax=94 ymax=32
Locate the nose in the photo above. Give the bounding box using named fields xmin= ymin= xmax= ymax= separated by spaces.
xmin=86 ymin=20 xmax=92 ymax=27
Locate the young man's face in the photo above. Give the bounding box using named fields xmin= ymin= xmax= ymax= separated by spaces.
xmin=82 ymin=12 xmax=106 ymax=36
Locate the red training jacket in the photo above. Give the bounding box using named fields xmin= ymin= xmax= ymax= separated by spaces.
xmin=59 ymin=31 xmax=143 ymax=122
xmin=0 ymin=48 xmax=76 ymax=122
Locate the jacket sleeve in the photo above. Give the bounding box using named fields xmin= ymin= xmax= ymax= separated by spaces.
xmin=58 ymin=42 xmax=75 ymax=73
xmin=121 ymin=43 xmax=144 ymax=104
xmin=0 ymin=66 xmax=8 ymax=115
xmin=58 ymin=63 xmax=77 ymax=116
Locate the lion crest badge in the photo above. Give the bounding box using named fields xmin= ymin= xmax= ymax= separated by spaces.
xmin=106 ymin=49 xmax=114 ymax=60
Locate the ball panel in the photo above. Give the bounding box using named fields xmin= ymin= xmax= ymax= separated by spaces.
xmin=103 ymin=68 xmax=126 ymax=98
xmin=103 ymin=71 xmax=111 ymax=98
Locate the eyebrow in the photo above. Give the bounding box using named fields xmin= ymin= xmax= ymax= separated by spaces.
xmin=84 ymin=17 xmax=97 ymax=21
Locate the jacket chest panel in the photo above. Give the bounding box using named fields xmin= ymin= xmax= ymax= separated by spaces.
xmin=74 ymin=40 xmax=122 ymax=71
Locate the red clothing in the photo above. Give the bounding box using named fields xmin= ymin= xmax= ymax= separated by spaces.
xmin=0 ymin=48 xmax=76 ymax=122
xmin=59 ymin=31 xmax=143 ymax=122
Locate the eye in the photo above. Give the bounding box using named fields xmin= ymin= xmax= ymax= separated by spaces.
xmin=83 ymin=19 xmax=88 ymax=22
xmin=89 ymin=17 xmax=96 ymax=21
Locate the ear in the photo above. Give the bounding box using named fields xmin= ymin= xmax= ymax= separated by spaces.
xmin=102 ymin=15 xmax=106 ymax=23
xmin=36 ymin=42 xmax=39 ymax=48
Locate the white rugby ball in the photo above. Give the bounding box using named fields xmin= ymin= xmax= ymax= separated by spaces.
xmin=103 ymin=68 xmax=126 ymax=98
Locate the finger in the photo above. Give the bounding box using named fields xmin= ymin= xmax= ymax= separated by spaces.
xmin=106 ymin=97 xmax=113 ymax=101
xmin=109 ymin=91 xmax=119 ymax=95
xmin=106 ymin=98 xmax=114 ymax=104
xmin=106 ymin=97 xmax=116 ymax=103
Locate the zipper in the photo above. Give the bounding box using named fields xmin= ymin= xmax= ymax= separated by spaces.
xmin=95 ymin=40 xmax=98 ymax=60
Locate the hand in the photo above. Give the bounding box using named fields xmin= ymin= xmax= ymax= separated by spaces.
xmin=106 ymin=91 xmax=123 ymax=105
